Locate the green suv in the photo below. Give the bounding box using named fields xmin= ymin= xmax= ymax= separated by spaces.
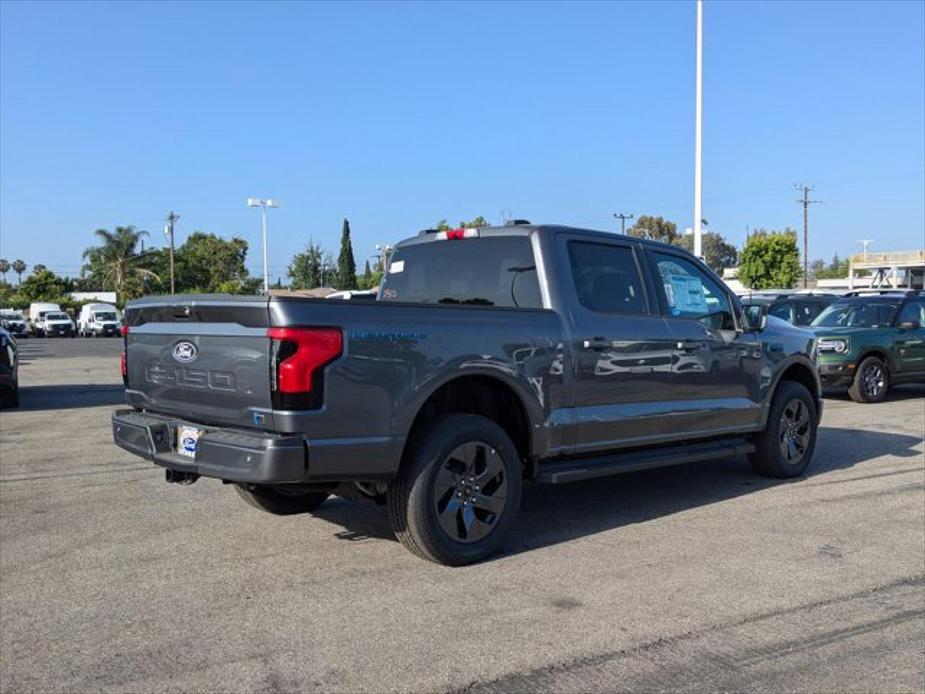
xmin=810 ymin=290 xmax=925 ymax=403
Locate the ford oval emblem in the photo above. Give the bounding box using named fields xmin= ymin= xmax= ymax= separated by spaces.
xmin=172 ymin=340 xmax=198 ymax=363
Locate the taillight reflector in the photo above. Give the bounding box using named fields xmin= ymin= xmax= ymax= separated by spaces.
xmin=267 ymin=328 xmax=342 ymax=407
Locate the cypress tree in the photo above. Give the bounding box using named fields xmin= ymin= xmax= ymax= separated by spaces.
xmin=336 ymin=218 xmax=357 ymax=289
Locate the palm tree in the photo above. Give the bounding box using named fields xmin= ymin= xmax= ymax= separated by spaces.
xmin=83 ymin=226 xmax=159 ymax=298
xmin=0 ymin=259 xmax=9 ymax=284
xmin=11 ymin=259 xmax=26 ymax=285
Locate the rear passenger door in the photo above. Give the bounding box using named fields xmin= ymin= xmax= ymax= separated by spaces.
xmin=646 ymin=249 xmax=764 ymax=438
xmin=560 ymin=236 xmax=677 ymax=453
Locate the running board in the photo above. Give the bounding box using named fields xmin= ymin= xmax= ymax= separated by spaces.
xmin=536 ymin=438 xmax=755 ymax=484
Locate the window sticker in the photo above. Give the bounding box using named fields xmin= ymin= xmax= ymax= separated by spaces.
xmin=389 ymin=260 xmax=404 ymax=274
xmin=667 ymin=275 xmax=708 ymax=313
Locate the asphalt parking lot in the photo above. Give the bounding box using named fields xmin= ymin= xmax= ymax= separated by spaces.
xmin=1 ymin=337 xmax=923 ymax=693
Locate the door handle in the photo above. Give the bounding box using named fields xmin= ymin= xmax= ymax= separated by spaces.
xmin=582 ymin=337 xmax=611 ymax=351
xmin=677 ymin=340 xmax=704 ymax=352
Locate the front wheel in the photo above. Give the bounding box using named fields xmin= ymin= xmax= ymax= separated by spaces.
xmin=848 ymin=356 xmax=890 ymax=403
xmin=387 ymin=413 xmax=522 ymax=566
xmin=234 ymin=484 xmax=329 ymax=515
xmin=749 ymin=381 xmax=818 ymax=478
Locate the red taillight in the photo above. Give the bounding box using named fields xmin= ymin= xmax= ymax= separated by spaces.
xmin=267 ymin=327 xmax=342 ymax=409
xmin=435 ymin=228 xmax=480 ymax=240
xmin=120 ymin=325 xmax=129 ymax=385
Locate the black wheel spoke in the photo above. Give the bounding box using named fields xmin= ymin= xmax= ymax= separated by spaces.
xmin=433 ymin=440 xmax=508 ymax=544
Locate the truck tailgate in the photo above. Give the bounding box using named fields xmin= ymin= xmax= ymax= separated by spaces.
xmin=123 ymin=296 xmax=273 ymax=429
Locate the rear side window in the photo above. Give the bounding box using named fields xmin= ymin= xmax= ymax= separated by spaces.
xmin=379 ymin=237 xmax=542 ymax=308
xmin=567 ymin=241 xmax=647 ymax=314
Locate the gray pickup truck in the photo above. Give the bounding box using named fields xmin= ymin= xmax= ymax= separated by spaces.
xmin=112 ymin=223 xmax=822 ymax=565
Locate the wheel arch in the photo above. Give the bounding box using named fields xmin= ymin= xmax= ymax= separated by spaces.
xmin=399 ymin=373 xmax=538 ymax=474
xmin=767 ymin=356 xmax=823 ymax=424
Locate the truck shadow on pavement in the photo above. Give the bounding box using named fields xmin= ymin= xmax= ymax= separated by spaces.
xmin=312 ymin=424 xmax=924 ymax=557
xmin=14 ymin=384 xmax=126 ymax=411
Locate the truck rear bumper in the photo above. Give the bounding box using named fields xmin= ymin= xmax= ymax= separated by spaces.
xmin=111 ymin=409 xmax=403 ymax=484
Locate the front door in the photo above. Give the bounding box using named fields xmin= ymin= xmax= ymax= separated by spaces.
xmin=562 ymin=237 xmax=677 ymax=454
xmin=646 ymin=249 xmax=764 ymax=438
xmin=893 ymin=299 xmax=925 ymax=376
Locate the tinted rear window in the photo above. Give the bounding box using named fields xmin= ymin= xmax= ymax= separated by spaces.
xmin=380 ymin=237 xmax=542 ymax=308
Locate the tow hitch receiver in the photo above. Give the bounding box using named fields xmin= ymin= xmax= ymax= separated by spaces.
xmin=165 ymin=469 xmax=200 ymax=485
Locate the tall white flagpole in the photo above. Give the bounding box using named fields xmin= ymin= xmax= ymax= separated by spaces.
xmin=693 ymin=0 xmax=703 ymax=259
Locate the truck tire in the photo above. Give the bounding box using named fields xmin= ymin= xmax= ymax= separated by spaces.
xmin=387 ymin=413 xmax=522 ymax=566
xmin=848 ymin=356 xmax=889 ymax=403
xmin=749 ymin=381 xmax=817 ymax=478
xmin=234 ymin=484 xmax=329 ymax=515
xmin=0 ymin=387 xmax=18 ymax=409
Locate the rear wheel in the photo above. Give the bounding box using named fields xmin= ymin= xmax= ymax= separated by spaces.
xmin=750 ymin=381 xmax=818 ymax=478
xmin=387 ymin=413 xmax=522 ymax=566
xmin=234 ymin=484 xmax=330 ymax=515
xmin=848 ymin=356 xmax=889 ymax=403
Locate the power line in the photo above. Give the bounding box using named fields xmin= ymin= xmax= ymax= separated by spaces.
xmin=794 ymin=184 xmax=820 ymax=288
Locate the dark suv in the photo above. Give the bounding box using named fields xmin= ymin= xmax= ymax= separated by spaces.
xmin=810 ymin=290 xmax=925 ymax=402
xmin=741 ymin=293 xmax=837 ymax=328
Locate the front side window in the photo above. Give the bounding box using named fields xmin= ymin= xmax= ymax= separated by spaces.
xmin=812 ymin=301 xmax=900 ymax=328
xmin=769 ymin=303 xmax=793 ymax=322
xmin=653 ymin=252 xmax=735 ymax=330
xmin=567 ymin=241 xmax=647 ymax=314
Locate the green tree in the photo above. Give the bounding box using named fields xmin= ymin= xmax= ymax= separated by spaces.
xmin=363 ymin=259 xmax=372 ymax=284
xmin=813 ymin=253 xmax=851 ymax=279
xmin=82 ymin=226 xmax=159 ymax=300
xmin=0 ymin=259 xmax=9 ymax=283
xmin=674 ymin=232 xmax=738 ymax=273
xmin=357 ymin=269 xmax=383 ymax=290
xmin=11 ymin=259 xmax=26 ymax=285
xmin=175 ymin=232 xmax=255 ymax=293
xmin=18 ymin=267 xmax=67 ymax=301
xmin=460 ymin=216 xmax=489 ymax=229
xmin=627 ymin=215 xmax=679 ymax=244
xmin=287 ymin=240 xmax=325 ymax=290
xmin=737 ymin=229 xmax=802 ymax=290
xmin=335 ymin=218 xmax=357 ymax=290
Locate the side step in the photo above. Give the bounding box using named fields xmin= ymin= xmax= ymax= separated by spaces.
xmin=536 ymin=438 xmax=755 ymax=484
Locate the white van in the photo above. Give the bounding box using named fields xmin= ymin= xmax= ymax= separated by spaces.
xmin=28 ymin=302 xmax=62 ymax=337
xmin=78 ymin=303 xmax=121 ymax=337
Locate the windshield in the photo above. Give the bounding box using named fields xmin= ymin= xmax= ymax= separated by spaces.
xmin=0 ymin=312 xmax=23 ymax=320
xmin=380 ymin=237 xmax=542 ymax=308
xmin=46 ymin=312 xmax=70 ymax=321
xmin=94 ymin=312 xmax=117 ymax=321
xmin=811 ymin=301 xmax=899 ymax=328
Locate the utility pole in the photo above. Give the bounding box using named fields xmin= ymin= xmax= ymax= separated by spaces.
xmin=857 ymin=239 xmax=873 ymax=262
xmin=794 ymin=184 xmax=820 ymax=288
xmin=165 ymin=211 xmax=179 ymax=294
xmin=613 ymin=213 xmax=634 ymax=234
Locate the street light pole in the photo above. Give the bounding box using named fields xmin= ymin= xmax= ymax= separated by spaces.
xmin=247 ymin=198 xmax=279 ymax=294
xmin=693 ymin=0 xmax=704 ymax=260
xmin=165 ymin=211 xmax=179 ymax=294
xmin=613 ymin=213 xmax=634 ymax=234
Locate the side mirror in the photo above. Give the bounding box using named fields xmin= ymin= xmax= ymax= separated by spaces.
xmin=899 ymin=320 xmax=920 ymax=330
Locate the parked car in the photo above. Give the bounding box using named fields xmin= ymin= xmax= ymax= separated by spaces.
xmin=0 ymin=310 xmax=29 ymax=338
xmin=810 ymin=290 xmax=925 ymax=403
xmin=741 ymin=293 xmax=837 ymax=328
xmin=41 ymin=311 xmax=76 ymax=338
xmin=28 ymin=302 xmax=62 ymax=337
xmin=112 ymin=223 xmax=822 ymax=565
xmin=0 ymin=327 xmax=19 ymax=409
xmin=78 ymin=303 xmax=121 ymax=337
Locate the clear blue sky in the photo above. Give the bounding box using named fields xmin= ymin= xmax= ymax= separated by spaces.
xmin=1 ymin=0 xmax=923 ymax=280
